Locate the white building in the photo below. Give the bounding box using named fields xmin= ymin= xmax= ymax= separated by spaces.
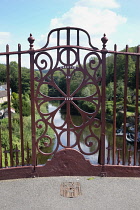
xmin=0 ymin=84 xmax=11 ymax=104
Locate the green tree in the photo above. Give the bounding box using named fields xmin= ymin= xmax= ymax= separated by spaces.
xmin=106 ymin=82 xmax=114 ymax=101
xmin=106 ymin=55 xmax=114 ymax=85
xmin=116 ymin=80 xmax=124 ymax=101
xmin=10 ymin=61 xmax=19 ymax=93
xmin=11 ymin=92 xmax=31 ymax=116
xmin=21 ymin=67 xmax=31 ymax=94
xmin=0 ymin=64 xmax=6 ymax=83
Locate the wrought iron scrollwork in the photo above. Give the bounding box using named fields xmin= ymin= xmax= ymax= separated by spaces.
xmin=34 ymin=27 xmax=102 ymax=157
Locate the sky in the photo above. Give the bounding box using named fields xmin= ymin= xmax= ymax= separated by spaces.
xmin=0 ymin=0 xmax=140 ymax=66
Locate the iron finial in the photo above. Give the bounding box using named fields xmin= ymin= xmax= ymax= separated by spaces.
xmin=101 ymin=33 xmax=108 ymax=50
xmin=28 ymin=33 xmax=35 ymax=50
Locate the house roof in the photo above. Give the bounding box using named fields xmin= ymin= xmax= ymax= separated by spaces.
xmin=0 ymin=90 xmax=7 ymax=98
xmin=0 ymin=84 xmax=7 ymax=91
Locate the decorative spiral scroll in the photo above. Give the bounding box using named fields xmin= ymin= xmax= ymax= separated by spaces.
xmin=84 ymin=52 xmax=101 ymax=70
xmin=77 ymin=119 xmax=100 ymax=155
xmin=83 ymin=52 xmax=102 ymax=80
xmin=37 ymin=135 xmax=56 ymax=156
xmin=34 ymin=47 xmax=102 ymax=158
xmin=36 ymin=119 xmax=59 ymax=155
xmin=34 ymin=52 xmax=53 ymax=81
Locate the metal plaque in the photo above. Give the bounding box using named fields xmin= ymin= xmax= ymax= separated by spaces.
xmin=60 ymin=182 xmax=82 ymax=198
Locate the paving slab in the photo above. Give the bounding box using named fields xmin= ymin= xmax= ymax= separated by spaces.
xmin=0 ymin=176 xmax=140 ymax=210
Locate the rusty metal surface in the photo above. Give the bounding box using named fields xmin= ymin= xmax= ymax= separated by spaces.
xmin=112 ymin=44 xmax=117 ymax=165
xmin=0 ymin=26 xmax=139 ymax=178
xmin=2 ymin=161 xmax=140 ymax=180
xmin=134 ymin=46 xmax=140 ymax=165
xmin=6 ymin=44 xmax=13 ymax=167
xmin=30 ymin=51 xmax=36 ymax=167
xmin=35 ymin=148 xmax=101 ymax=176
xmin=18 ymin=44 xmax=24 ymax=166
xmin=123 ymin=45 xmax=129 ymax=165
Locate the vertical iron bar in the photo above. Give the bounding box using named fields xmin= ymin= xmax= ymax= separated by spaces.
xmin=101 ymin=51 xmax=107 ymax=165
xmin=128 ymin=148 xmax=132 ymax=166
xmin=15 ymin=144 xmax=19 ymax=166
xmin=57 ymin=30 xmax=60 ymax=46
xmin=66 ymin=29 xmax=70 ymax=147
xmin=77 ymin=30 xmax=79 ymax=46
xmin=4 ymin=147 xmax=8 ymax=168
xmin=66 ymin=104 xmax=71 ymax=147
xmin=117 ymin=148 xmax=122 ymax=165
xmin=113 ymin=44 xmax=117 ymax=165
xmin=134 ymin=46 xmax=140 ymax=165
xmin=123 ymin=45 xmax=129 ymax=165
xmin=30 ymin=51 xmax=36 ymax=167
xmin=138 ymin=150 xmax=140 ymax=166
xmin=77 ymin=30 xmax=80 ymax=66
xmin=18 ymin=44 xmax=24 ymax=166
xmin=6 ymin=45 xmax=13 ymax=167
xmin=27 ymin=142 xmax=30 ymax=165
xmin=106 ymin=144 xmax=112 ymax=164
xmin=66 ymin=48 xmax=70 ymax=147
xmin=67 ymin=28 xmax=70 ymax=45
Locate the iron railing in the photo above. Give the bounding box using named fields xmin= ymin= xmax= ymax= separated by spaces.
xmin=0 ymin=27 xmax=139 ymax=177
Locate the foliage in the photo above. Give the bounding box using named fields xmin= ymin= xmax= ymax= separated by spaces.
xmin=106 ymin=52 xmax=136 ymax=89
xmin=0 ymin=106 xmax=54 ymax=166
xmin=0 ymin=64 xmax=6 ymax=83
xmin=0 ymin=61 xmax=39 ymax=94
xmin=106 ymin=82 xmax=114 ymax=101
xmin=106 ymin=101 xmax=113 ymax=116
xmin=0 ymin=61 xmax=53 ymax=166
xmin=11 ymin=92 xmax=31 ymax=116
xmin=1 ymin=101 xmax=8 ymax=109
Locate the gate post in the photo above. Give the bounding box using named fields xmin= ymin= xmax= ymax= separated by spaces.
xmin=30 ymin=51 xmax=36 ymax=168
xmin=28 ymin=34 xmax=36 ymax=168
xmin=100 ymin=34 xmax=108 ymax=165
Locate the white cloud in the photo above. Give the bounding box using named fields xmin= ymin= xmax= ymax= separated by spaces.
xmin=43 ymin=0 xmax=127 ymax=48
xmin=51 ymin=2 xmax=126 ymax=33
xmin=32 ymin=0 xmax=128 ymax=71
xmin=36 ymin=0 xmax=126 ymax=50
xmin=50 ymin=6 xmax=126 ymax=36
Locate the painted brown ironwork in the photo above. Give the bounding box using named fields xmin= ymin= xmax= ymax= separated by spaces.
xmin=33 ymin=27 xmax=102 ymax=162
xmin=6 ymin=44 xmax=13 ymax=167
xmin=0 ymin=26 xmax=139 ymax=179
xmin=18 ymin=44 xmax=24 ymax=166
xmin=113 ymin=44 xmax=117 ymax=165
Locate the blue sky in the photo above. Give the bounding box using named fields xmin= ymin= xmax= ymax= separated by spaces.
xmin=0 ymin=0 xmax=140 ymax=58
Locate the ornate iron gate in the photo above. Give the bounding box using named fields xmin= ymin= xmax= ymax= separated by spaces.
xmin=30 ymin=27 xmax=107 ymax=170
